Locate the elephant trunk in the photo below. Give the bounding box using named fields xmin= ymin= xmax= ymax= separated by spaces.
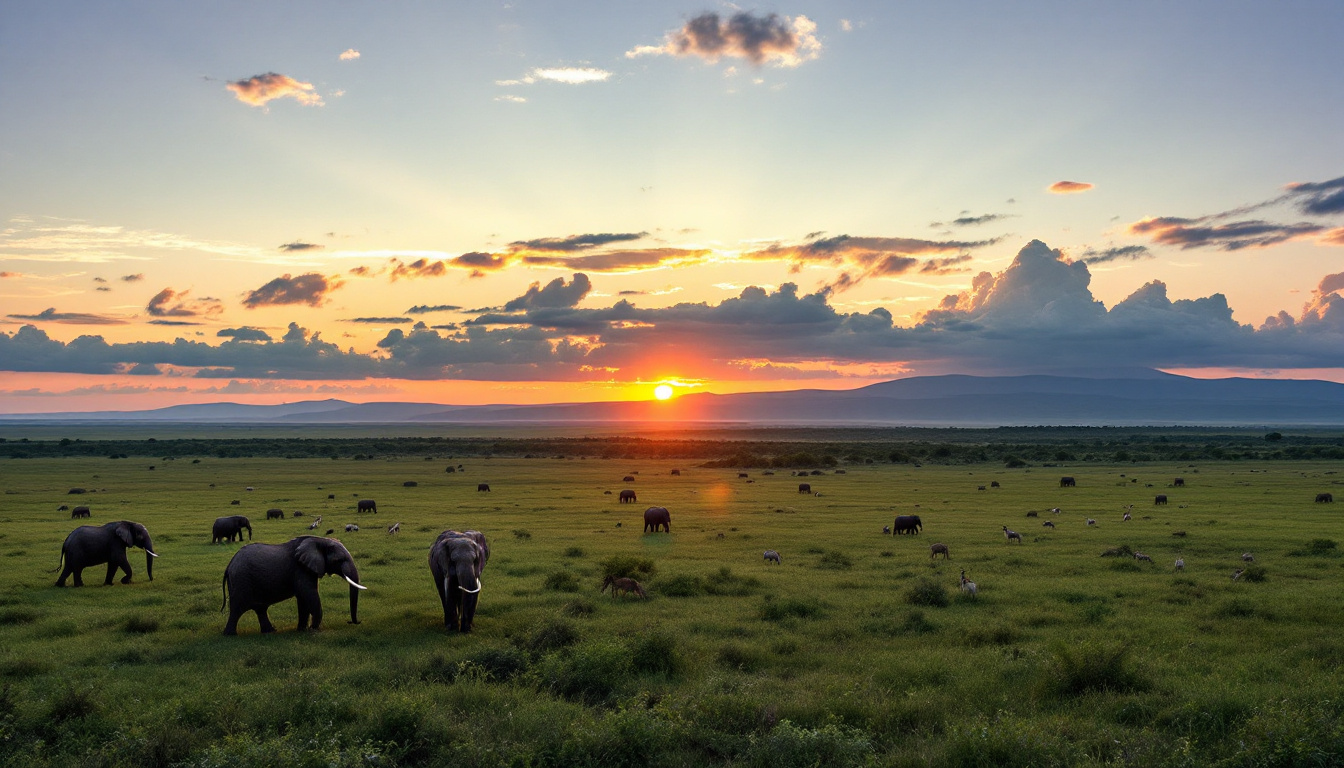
xmin=144 ymin=535 xmax=156 ymax=581
xmin=456 ymin=562 xmax=481 ymax=594
xmin=245 ymin=524 xmax=252 ymax=541
xmin=342 ymin=562 xmax=363 ymax=624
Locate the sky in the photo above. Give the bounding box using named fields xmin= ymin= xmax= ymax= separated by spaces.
xmin=2 ymin=1 xmax=1343 ymax=413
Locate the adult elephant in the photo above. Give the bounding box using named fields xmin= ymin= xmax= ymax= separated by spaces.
xmin=477 ymin=484 xmax=491 ymax=493
xmin=619 ymin=489 xmax=637 ymax=503
xmin=798 ymin=483 xmax=811 ymax=494
xmin=1060 ymin=477 xmax=1076 ymax=487
xmin=644 ymin=506 xmax=671 ymax=533
xmin=429 ymin=530 xmax=489 ymax=633
xmin=55 ymin=521 xmax=157 ymax=587
xmin=1317 ymin=492 xmax=1334 ymax=503
xmin=266 ymin=508 xmax=284 ymax=520
xmin=893 ymin=515 xmax=923 ymax=535
xmin=221 ymin=536 xmax=365 ymax=635
xmin=1154 ymin=495 xmax=1168 ymax=505
xmin=70 ymin=506 xmax=91 ymax=519
xmin=357 ymin=499 xmax=377 ymax=514
xmin=212 ymin=515 xmax=252 ymax=544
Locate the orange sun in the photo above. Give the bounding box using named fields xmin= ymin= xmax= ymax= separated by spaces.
xmin=654 ymin=384 xmax=674 ymax=400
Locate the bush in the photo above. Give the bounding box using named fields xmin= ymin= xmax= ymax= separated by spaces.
xmin=521 ymin=618 xmax=580 ymax=655
xmin=561 ymin=598 xmax=596 ymax=617
xmin=512 ymin=529 xmax=532 ymax=539
xmin=535 ymin=640 xmax=631 ymax=704
xmin=660 ymin=574 xmax=706 ymax=597
xmin=600 ymin=555 xmax=656 ymax=580
xmin=1038 ymin=641 xmax=1145 ymax=698
xmin=463 ymin=645 xmax=528 ymax=681
xmin=1004 ymin=456 xmax=1028 ymax=468
xmin=744 ymin=720 xmax=873 ymax=768
xmin=761 ymin=596 xmax=824 ymax=621
xmin=123 ymin=614 xmax=159 ymax=634
xmin=717 ymin=643 xmax=764 ymax=672
xmin=629 ymin=631 xmax=682 ymax=677
xmin=905 ymin=577 xmax=949 ymax=607
xmin=817 ymin=551 xmax=853 ymax=570
xmin=1241 ymin=565 xmax=1267 ymax=582
xmin=543 ymin=571 xmax=581 ymax=592
xmin=563 ymin=546 xmax=585 ymax=558
xmin=1100 ymin=545 xmax=1135 ymax=558
xmin=704 ymin=567 xmax=762 ymax=596
xmin=902 ymin=610 xmax=937 ymax=634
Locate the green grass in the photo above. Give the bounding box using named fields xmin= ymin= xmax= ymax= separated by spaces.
xmin=0 ymin=454 xmax=1342 ymax=765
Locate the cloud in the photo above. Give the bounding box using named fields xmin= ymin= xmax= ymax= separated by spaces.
xmin=346 ymin=317 xmax=412 ymax=324
xmin=1048 ymin=181 xmax=1094 ymax=194
xmin=389 ymin=258 xmax=447 ymax=280
xmin=1284 ymin=175 xmax=1344 ymax=216
xmin=226 ymin=72 xmax=323 ymax=108
xmin=146 ymin=287 xmax=222 ymax=318
xmin=0 ymin=271 xmax=20 ymax=278
xmin=746 ymin=233 xmax=997 ymax=291
xmin=280 ymin=241 xmax=324 ymax=252
xmin=147 ymin=319 xmax=201 ymax=326
xmin=121 ymin=273 xmax=144 ymax=282
xmin=93 ymin=277 xmax=107 ymax=283
xmin=242 ymin=273 xmax=341 ymax=308
xmin=217 ymin=327 xmax=272 ymax=342
xmin=0 ymin=220 xmax=263 ymax=263
xmin=521 ymin=247 xmax=710 ymax=272
xmin=1079 ymin=245 xmax=1153 ymax=264
xmin=933 ymin=213 xmax=1010 ymax=228
xmin=7 ymin=308 xmax=127 ymax=325
xmin=1128 ymin=217 xmax=1323 ymax=251
xmin=1324 ymin=228 xmax=1344 ymax=246
xmin=405 ymin=304 xmax=462 ymax=314
xmin=509 ymin=232 xmax=645 ymax=253
xmin=495 ymin=95 xmax=527 ymax=103
xmin=628 ymin=11 xmax=821 ymax=67
xmin=503 ymin=274 xmax=592 ymax=311
xmin=497 ymin=67 xmax=613 ymax=87
xmin=339 ymin=48 xmax=360 ymax=61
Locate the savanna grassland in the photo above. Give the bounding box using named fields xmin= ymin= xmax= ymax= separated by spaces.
xmin=1 ymin=447 xmax=1342 ymax=767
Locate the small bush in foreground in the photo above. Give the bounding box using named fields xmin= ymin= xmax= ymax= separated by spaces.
xmin=905 ymin=577 xmax=949 ymax=607
xmin=601 ymin=555 xmax=656 ymax=580
xmin=629 ymin=631 xmax=682 ymax=677
xmin=761 ymin=596 xmax=824 ymax=621
xmin=543 ymin=570 xmax=580 ymax=592
xmin=521 ymin=618 xmax=580 ymax=655
xmin=817 ymin=550 xmax=853 ymax=570
xmin=1038 ymin=641 xmax=1145 ymax=698
xmin=745 ymin=720 xmax=873 ymax=768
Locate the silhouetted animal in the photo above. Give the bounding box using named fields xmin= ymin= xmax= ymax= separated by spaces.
xmin=978 ymin=485 xmax=986 ymax=491
xmin=619 ymin=489 xmax=637 ymax=503
xmin=1155 ymin=495 xmax=1168 ymax=505
xmin=327 ymin=494 xmax=335 ymax=500
xmin=601 ymin=575 xmax=646 ymax=598
xmin=71 ymin=506 xmax=91 ymax=519
xmin=477 ymin=484 xmax=490 ymax=492
xmin=1042 ymin=521 xmax=1055 ymax=529
xmin=68 ymin=488 xmax=86 ymax=495
xmin=1003 ymin=526 xmax=1022 ymax=543
xmin=643 ymin=506 xmax=671 ymax=533
xmin=763 ymin=550 xmax=781 ymax=564
xmin=1317 ymin=493 xmax=1334 ymax=503
xmin=893 ymin=515 xmax=922 ymax=535
xmin=883 ymin=525 xmax=891 ymax=534
xmin=231 ymin=500 xmax=241 ymax=505
xmin=991 ymin=481 xmax=1000 ymax=488
xmin=1060 ymin=477 xmax=1076 ymax=487
xmin=671 ymin=469 xmax=681 ymax=476
xmin=1134 ymin=552 xmax=1152 ymax=562
xmin=266 ymin=508 xmax=284 ymax=520
xmin=623 ymin=475 xmax=635 ymax=482
xmin=930 ymin=543 xmax=951 ymax=559
xmin=403 ymin=481 xmax=417 ymax=487
xmin=357 ymin=499 xmax=377 ymax=514
xmin=738 ymin=473 xmax=748 ymax=479
xmin=1173 ymin=478 xmax=1185 ymax=487
xmin=798 ymin=483 xmax=811 ymax=494
xmin=345 ymin=524 xmax=359 ymax=532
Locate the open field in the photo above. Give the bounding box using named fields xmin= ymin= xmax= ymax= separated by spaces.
xmin=1 ymin=454 xmax=1342 ymax=766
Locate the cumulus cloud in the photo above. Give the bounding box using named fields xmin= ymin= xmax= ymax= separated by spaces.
xmin=7 ymin=308 xmax=127 ymax=325
xmin=390 ymin=258 xmax=448 ymax=280
xmin=1128 ymin=217 xmax=1323 ymax=251
xmin=503 ymin=274 xmax=592 ymax=311
xmin=217 ymin=327 xmax=272 ymax=342
xmin=226 ymin=72 xmax=323 ymax=108
xmin=628 ymin=11 xmax=821 ymax=67
xmin=242 ymin=273 xmax=341 ymax=308
xmin=1048 ymin=181 xmax=1094 ymax=194
xmin=1079 ymin=245 xmax=1152 ymax=264
xmin=339 ymin=49 xmax=360 ymax=61
xmin=280 ymin=241 xmax=324 ymax=252
xmin=147 ymin=287 xmax=222 ymax=318
xmin=405 ymin=304 xmax=463 ymax=314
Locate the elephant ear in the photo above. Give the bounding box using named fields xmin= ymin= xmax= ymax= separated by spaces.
xmin=113 ymin=522 xmax=135 ymax=547
xmin=295 ymin=537 xmax=326 ymax=575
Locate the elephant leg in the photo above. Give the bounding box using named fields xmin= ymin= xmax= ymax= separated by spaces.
xmin=104 ymin=561 xmax=118 ymax=586
xmin=116 ymin=554 xmax=133 ymax=584
xmin=71 ymin=567 xmax=85 ymax=587
xmin=256 ymin=608 xmax=276 ymax=634
xmin=295 ymin=582 xmax=322 ymax=630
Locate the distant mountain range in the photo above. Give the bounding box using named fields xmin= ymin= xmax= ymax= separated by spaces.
xmin=5 ymin=371 xmax=1344 ymax=426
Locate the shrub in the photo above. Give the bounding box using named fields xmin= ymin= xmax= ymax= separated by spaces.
xmin=629 ymin=631 xmax=682 ymax=677
xmin=1215 ymin=599 xmax=1256 ymax=619
xmin=1038 ymin=641 xmax=1144 ymax=698
xmin=905 ymin=577 xmax=949 ymax=607
xmin=123 ymin=614 xmax=159 ymax=634
xmin=1241 ymin=565 xmax=1267 ymax=582
xmin=704 ymin=567 xmax=762 ymax=596
xmin=964 ymin=623 xmax=1020 ymax=647
xmin=561 ymin=598 xmax=596 ymax=617
xmin=1004 ymin=456 xmax=1028 ymax=468
xmin=563 ymin=546 xmax=585 ymax=558
xmin=600 ymin=555 xmax=656 ymax=580
xmin=761 ymin=596 xmax=824 ymax=621
xmin=512 ymin=529 xmax=532 ymax=540
xmin=902 ymin=610 xmax=937 ymax=634
xmin=717 ymin=643 xmax=764 ymax=672
xmin=660 ymin=574 xmax=706 ymax=597
xmin=543 ymin=571 xmax=581 ymax=592
xmin=535 ymin=640 xmax=631 ymax=704
xmin=817 ymin=551 xmax=853 ymax=570
xmin=48 ymin=686 xmax=99 ymax=722
xmin=521 ymin=618 xmax=580 ymax=655
xmin=744 ymin=720 xmax=873 ymax=768
xmin=1100 ymin=545 xmax=1135 ymax=558
xmin=463 ymin=645 xmax=528 ymax=681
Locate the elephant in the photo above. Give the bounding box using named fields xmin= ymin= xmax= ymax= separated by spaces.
xmin=266 ymin=508 xmax=284 ymax=520
xmin=429 ymin=530 xmax=489 ymax=632
xmin=930 ymin=542 xmax=951 ymax=559
xmin=643 ymin=506 xmax=671 ymax=533
xmin=357 ymin=499 xmax=377 ymax=514
xmin=212 ymin=515 xmax=253 ymax=544
xmin=68 ymin=488 xmax=87 ymax=495
xmin=798 ymin=483 xmax=811 ymax=494
xmin=991 ymin=481 xmax=1001 ymax=488
xmin=893 ymin=515 xmax=923 ymax=535
xmin=1316 ymin=493 xmax=1333 ymax=503
xmin=1155 ymin=495 xmax=1168 ymax=505
xmin=221 ymin=536 xmax=365 ymax=635
xmin=619 ymin=489 xmax=637 ymax=503
xmin=1060 ymin=477 xmax=1076 ymax=487
xmin=70 ymin=506 xmax=91 ymax=519
xmin=1174 ymin=478 xmax=1186 ymax=487
xmin=622 ymin=475 xmax=636 ymax=482
xmin=477 ymin=484 xmax=491 ymax=492
xmin=763 ymin=550 xmax=781 ymax=564
xmin=403 ymin=481 xmax=418 ymax=487
xmin=55 ymin=521 xmax=157 ymax=587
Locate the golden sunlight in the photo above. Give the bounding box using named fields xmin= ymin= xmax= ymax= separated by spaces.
xmin=654 ymin=383 xmax=674 ymax=400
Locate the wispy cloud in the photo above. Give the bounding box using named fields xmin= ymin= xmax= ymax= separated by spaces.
xmin=405 ymin=304 xmax=463 ymax=314
xmin=495 ymin=95 xmax=526 ymax=103
xmin=1079 ymin=245 xmax=1153 ymax=264
xmin=226 ymin=72 xmax=323 ymax=108
xmin=121 ymin=273 xmax=144 ymax=282
xmin=242 ymin=273 xmax=342 ymax=308
xmin=1048 ymin=181 xmax=1094 ymax=194
xmin=389 ymin=258 xmax=447 ymax=280
xmin=217 ymin=327 xmax=271 ymax=342
xmin=509 ymin=232 xmax=645 ymax=253
xmin=0 ymin=220 xmax=262 ymax=263
xmin=346 ymin=316 xmax=412 ymax=324
xmin=7 ymin=307 xmax=127 ymax=325
xmin=279 ymin=241 xmax=324 ymax=252
xmin=628 ymin=11 xmax=821 ymax=68
xmin=932 ymin=213 xmax=1010 ymax=228
xmin=497 ymin=67 xmax=612 ymax=86
xmin=520 ymin=248 xmax=711 ymax=273
xmin=1284 ymin=175 xmax=1344 ymax=216
xmin=1128 ymin=217 xmax=1322 ymax=251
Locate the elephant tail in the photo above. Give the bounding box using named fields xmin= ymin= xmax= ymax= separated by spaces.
xmin=220 ymin=571 xmax=230 ymax=613
xmin=48 ymin=543 xmax=66 ymax=573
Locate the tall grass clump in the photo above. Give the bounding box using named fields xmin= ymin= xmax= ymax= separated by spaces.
xmin=601 ymin=555 xmax=656 ymax=580
xmin=543 ymin=570 xmax=581 ymax=592
xmin=760 ymin=595 xmax=824 ymax=621
xmin=629 ymin=630 xmax=682 ymax=677
xmin=744 ymin=720 xmax=872 ymax=768
xmin=1038 ymin=641 xmax=1145 ymax=698
xmin=905 ymin=577 xmax=949 ymax=607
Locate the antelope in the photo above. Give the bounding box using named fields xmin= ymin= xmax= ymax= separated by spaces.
xmin=601 ymin=575 xmax=647 ymax=598
xmin=1003 ymin=526 xmax=1022 ymax=543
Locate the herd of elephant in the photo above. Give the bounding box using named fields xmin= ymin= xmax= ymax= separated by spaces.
xmin=54 ymin=519 xmax=491 ymax=636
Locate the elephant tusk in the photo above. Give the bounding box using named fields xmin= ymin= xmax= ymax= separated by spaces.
xmin=343 ymin=575 xmax=367 ymax=590
xmin=459 ymin=578 xmax=482 ymax=594
xmin=146 ymin=550 xmax=160 ymax=558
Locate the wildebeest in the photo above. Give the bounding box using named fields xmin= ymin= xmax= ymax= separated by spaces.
xmin=622 ymin=475 xmax=635 ymax=482
xmin=71 ymin=506 xmax=91 ymax=519
xmin=619 ymin=489 xmax=637 ymax=503
xmin=327 ymin=494 xmax=335 ymax=500
xmin=445 ymin=466 xmax=456 ymax=473
xmin=1317 ymin=492 xmax=1334 ymax=503
xmin=477 ymin=484 xmax=490 ymax=492
xmin=763 ymin=550 xmax=782 ymax=564
xmin=1155 ymin=495 xmax=1168 ymax=505
xmin=930 ymin=543 xmax=951 ymax=559
xmin=601 ymin=575 xmax=647 ymax=599
xmin=265 ymin=508 xmax=284 ymax=520
xmin=1060 ymin=477 xmax=1076 ymax=487
xmin=798 ymin=483 xmax=811 ymax=494
xmin=1174 ymin=477 xmax=1185 ymax=487
xmin=892 ymin=515 xmax=923 ymax=535
xmin=231 ymin=500 xmax=241 ymax=505
xmin=68 ymin=488 xmax=87 ymax=495
xmin=358 ymin=499 xmax=377 ymax=514
xmin=978 ymin=485 xmax=986 ymax=491
xmin=643 ymin=506 xmax=671 ymax=533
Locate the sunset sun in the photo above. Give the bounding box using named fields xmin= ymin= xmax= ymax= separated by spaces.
xmin=654 ymin=384 xmax=674 ymax=400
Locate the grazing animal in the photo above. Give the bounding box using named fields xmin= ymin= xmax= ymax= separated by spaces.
xmin=1242 ymin=553 xmax=1254 ymax=562
xmin=883 ymin=525 xmax=891 ymax=534
xmin=977 ymin=485 xmax=986 ymax=491
xmin=221 ymin=536 xmax=364 ymax=635
xmin=1060 ymin=476 xmax=1076 ymax=487
xmin=893 ymin=515 xmax=923 ymax=535
xmin=1042 ymin=521 xmax=1055 ymax=529
xmin=738 ymin=473 xmax=749 ymax=479
xmin=643 ymin=506 xmax=671 ymax=533
xmin=1175 ymin=558 xmax=1185 ymax=570
xmin=328 ymin=494 xmax=335 ymax=500
xmin=212 ymin=515 xmax=252 ymax=544
xmin=1050 ymin=507 xmax=1061 ymax=514
xmin=345 ymin=524 xmax=359 ymax=532
xmin=959 ymin=569 xmax=977 ymax=596
xmin=619 ymin=489 xmax=637 ymax=503
xmin=716 ymin=532 xmax=724 ymax=539
xmin=1232 ymin=569 xmax=1245 ymax=581
xmin=1174 ymin=478 xmax=1185 ymax=487
xmin=357 ymin=499 xmax=377 ymax=514
xmin=1123 ymin=512 xmax=1132 ymax=522
xmin=1172 ymin=530 xmax=1187 ymax=537
xmin=1155 ymin=495 xmax=1168 ymax=505
xmin=71 ymin=506 xmax=91 ymax=519
xmin=1026 ymin=511 xmax=1038 ymax=518
xmin=1003 ymin=526 xmax=1022 ymax=543
xmin=68 ymin=488 xmax=87 ymax=495
xmin=245 ymin=487 xmax=254 ymax=492
xmin=477 ymin=483 xmax=490 ymax=492
xmin=763 ymin=550 xmax=782 ymax=564
xmin=307 ymin=521 xmax=320 ymax=531
xmin=930 ymin=543 xmax=951 ymax=560
xmin=1134 ymin=552 xmax=1152 ymax=562
xmin=292 ymin=511 xmax=304 ymax=517
xmin=403 ymin=481 xmax=417 ymax=488
xmin=671 ymin=469 xmax=681 ymax=476
xmin=604 ymin=490 xmax=612 ymax=495
xmin=429 ymin=530 xmax=490 ymax=632
xmin=1086 ymin=518 xmax=1096 ymax=526
xmin=266 ymin=508 xmax=284 ymax=520
xmin=601 ymin=575 xmax=647 ymax=599
xmin=622 ymin=475 xmax=635 ymax=482
xmin=1317 ymin=493 xmax=1334 ymax=503
xmin=387 ymin=522 xmax=400 ymax=535
xmin=991 ymin=481 xmax=1000 ymax=488
xmin=798 ymin=483 xmax=811 ymax=494
xmin=57 ymin=505 xmax=69 ymax=511
xmin=325 ymin=529 xmax=334 ymax=535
